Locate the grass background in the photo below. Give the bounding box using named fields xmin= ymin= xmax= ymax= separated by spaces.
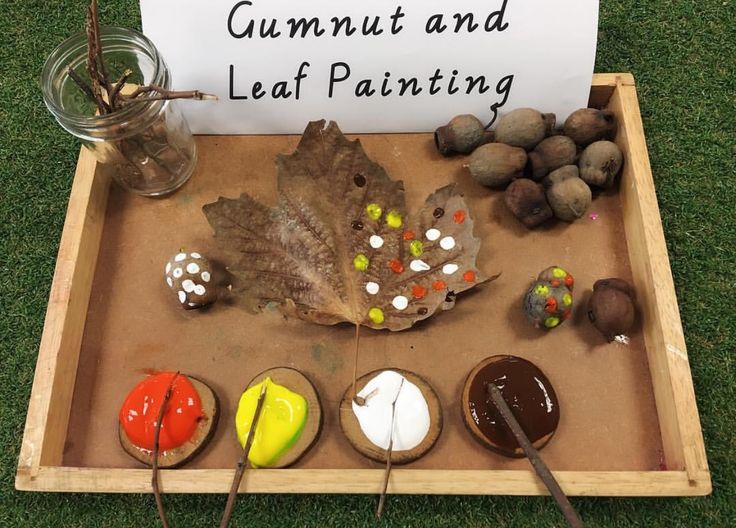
xmin=1 ymin=1 xmax=734 ymax=526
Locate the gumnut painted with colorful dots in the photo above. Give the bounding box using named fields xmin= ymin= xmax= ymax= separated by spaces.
xmin=523 ymin=266 xmax=574 ymax=330
xmin=165 ymin=251 xmax=218 ymax=309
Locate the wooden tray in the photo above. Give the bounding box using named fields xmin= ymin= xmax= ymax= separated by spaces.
xmin=16 ymin=74 xmax=711 ymax=496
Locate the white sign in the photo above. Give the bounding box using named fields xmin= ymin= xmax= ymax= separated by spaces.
xmin=140 ymin=0 xmax=599 ymax=134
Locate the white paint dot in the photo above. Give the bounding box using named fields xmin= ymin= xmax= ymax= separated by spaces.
xmin=369 ymin=235 xmax=384 ymax=249
xmin=193 ymin=284 xmax=206 ymax=295
xmin=174 ymin=253 xmax=186 ymax=262
xmin=410 ymin=259 xmax=431 ymax=272
xmin=366 ymin=282 xmax=380 ymax=295
xmin=201 ymin=271 xmax=211 ymax=282
xmin=440 ymin=236 xmax=456 ymax=250
xmin=178 ymin=291 xmax=186 ymax=303
xmin=188 ymin=302 xmax=198 ymax=307
xmin=182 ymin=279 xmax=195 ymax=293
xmin=166 ymin=277 xmax=173 ymax=288
xmin=426 ymin=228 xmax=441 ymax=241
xmin=442 ymin=263 xmax=459 ymax=275
xmin=173 ymin=267 xmax=183 ymax=278
xmin=392 ymin=296 xmax=409 ymax=310
xmin=165 ymin=262 xmax=171 ymax=274
xmin=190 ymin=252 xmax=202 ymax=259
xmin=186 ymin=262 xmax=200 ymax=274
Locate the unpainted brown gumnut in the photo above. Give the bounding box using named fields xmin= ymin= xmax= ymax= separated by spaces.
xmin=544 ymin=165 xmax=592 ymax=222
xmin=165 ymin=251 xmax=218 ymax=309
xmin=578 ymin=140 xmax=624 ymax=188
xmin=587 ymin=278 xmax=636 ymax=340
xmin=563 ymin=108 xmax=617 ymax=146
xmin=467 ymin=143 xmax=527 ymax=188
xmin=434 ymin=114 xmax=487 ymax=156
xmin=503 ymin=178 xmax=553 ymax=229
xmin=528 ymin=135 xmax=578 ymax=180
xmin=495 ymin=108 xmax=556 ymax=150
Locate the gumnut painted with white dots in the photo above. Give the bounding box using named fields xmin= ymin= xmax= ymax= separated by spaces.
xmin=165 ymin=251 xmax=218 ymax=310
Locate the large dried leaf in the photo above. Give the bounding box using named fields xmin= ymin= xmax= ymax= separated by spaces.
xmin=203 ymin=120 xmax=490 ymax=331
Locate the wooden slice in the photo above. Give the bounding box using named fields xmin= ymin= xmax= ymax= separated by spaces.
xmin=119 ymin=376 xmax=219 ymax=468
xmin=339 ymin=368 xmax=443 ymax=465
xmin=461 ymin=355 xmax=560 ymax=458
xmin=241 ymin=366 xmax=322 ymax=468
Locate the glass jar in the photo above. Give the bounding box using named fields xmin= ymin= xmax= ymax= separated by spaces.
xmin=41 ymin=26 xmax=197 ymax=196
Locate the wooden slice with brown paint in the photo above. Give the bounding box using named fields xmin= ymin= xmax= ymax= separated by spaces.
xmin=242 ymin=366 xmax=323 ymax=468
xmin=339 ymin=368 xmax=442 ymax=465
xmin=119 ymin=376 xmax=219 ymax=468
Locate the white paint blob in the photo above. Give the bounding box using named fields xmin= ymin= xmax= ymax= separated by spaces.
xmin=439 ymin=236 xmax=456 ymax=250
xmin=366 ymin=282 xmax=380 ymax=295
xmin=173 ymin=268 xmax=183 ymax=278
xmin=186 ymin=262 xmax=200 ymax=274
xmin=174 ymin=253 xmax=186 ymax=262
xmin=178 ymin=291 xmax=186 ymax=303
xmin=165 ymin=262 xmax=171 ymax=274
xmin=352 ymin=370 xmax=430 ymax=451
xmin=190 ymin=252 xmax=202 ymax=259
xmin=193 ymin=284 xmax=206 ymax=295
xmin=182 ymin=279 xmax=196 ymax=293
xmin=442 ymin=263 xmax=459 ymax=275
xmin=392 ymin=296 xmax=409 ymax=310
xmin=410 ymin=259 xmax=431 ymax=272
xmin=166 ymin=277 xmax=173 ymax=288
xmin=425 ymin=228 xmax=441 ymax=241
xmin=369 ymin=235 xmax=384 ymax=249
xmin=201 ymin=271 xmax=211 ymax=282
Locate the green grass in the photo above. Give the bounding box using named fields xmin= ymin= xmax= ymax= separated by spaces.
xmin=2 ymin=1 xmax=735 ymax=526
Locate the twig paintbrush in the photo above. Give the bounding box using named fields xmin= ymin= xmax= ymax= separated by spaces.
xmin=376 ymin=378 xmax=405 ymax=519
xmin=152 ymin=371 xmax=180 ymax=528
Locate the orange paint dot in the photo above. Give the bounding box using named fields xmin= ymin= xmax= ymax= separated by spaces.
xmin=545 ymin=297 xmax=558 ymax=313
xmin=562 ymin=309 xmax=572 ymax=321
xmin=550 ymin=279 xmax=561 ymax=287
xmin=403 ymin=230 xmax=416 ymax=241
xmin=453 ymin=210 xmax=466 ymax=224
xmin=411 ymin=285 xmax=427 ymax=299
xmin=463 ymin=270 xmax=476 ymax=283
xmin=432 ymin=280 xmax=447 ymax=291
xmin=388 ymin=259 xmax=404 ymax=274
xmin=564 ymin=274 xmax=574 ymax=288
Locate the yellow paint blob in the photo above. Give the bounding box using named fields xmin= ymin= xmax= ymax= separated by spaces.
xmin=235 ymin=377 xmax=307 ymax=468
xmin=353 ymin=253 xmax=369 ymax=271
xmin=366 ymin=203 xmax=382 ymax=221
xmin=409 ymin=240 xmax=424 ymax=257
xmin=552 ymin=267 xmax=567 ymax=279
xmin=534 ymin=284 xmax=550 ymax=296
xmin=544 ymin=316 xmax=560 ymax=328
xmin=368 ymin=307 xmax=385 ymax=324
xmin=385 ymin=210 xmax=403 ymax=229
xmin=562 ymin=293 xmax=573 ymax=306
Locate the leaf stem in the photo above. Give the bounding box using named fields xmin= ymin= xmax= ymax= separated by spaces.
xmin=351 ymin=323 xmax=363 ymax=405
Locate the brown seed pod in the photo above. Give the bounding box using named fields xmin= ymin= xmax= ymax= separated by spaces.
xmin=495 ymin=108 xmax=556 ymax=150
xmin=503 ymin=178 xmax=553 ymax=229
xmin=579 ymin=140 xmax=624 ymax=188
xmin=563 ymin=108 xmax=617 ymax=146
xmin=544 ymin=165 xmax=592 ymax=222
xmin=467 ymin=143 xmax=527 ymax=188
xmin=587 ymin=278 xmax=636 ymax=340
xmin=434 ymin=114 xmax=486 ymax=156
xmin=528 ymin=135 xmax=578 ymax=180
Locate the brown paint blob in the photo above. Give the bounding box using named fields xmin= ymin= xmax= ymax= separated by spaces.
xmin=433 ymin=207 xmax=445 ymax=219
xmin=351 ymin=220 xmax=364 ymax=230
xmin=353 ymin=173 xmax=367 ymax=187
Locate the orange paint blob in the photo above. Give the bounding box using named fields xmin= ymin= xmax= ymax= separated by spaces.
xmin=545 ymin=297 xmax=558 ymax=313
xmin=562 ymin=309 xmax=572 ymax=321
xmin=550 ymin=279 xmax=561 ymax=287
xmin=453 ymin=210 xmax=466 ymax=224
xmin=412 ymin=285 xmax=428 ymax=299
xmin=118 ymin=372 xmax=203 ymax=451
xmin=402 ymin=230 xmax=416 ymax=241
xmin=564 ymin=274 xmax=574 ymax=288
xmin=388 ymin=259 xmax=404 ymax=274
xmin=463 ymin=270 xmax=476 ymax=283
xmin=432 ymin=280 xmax=447 ymax=291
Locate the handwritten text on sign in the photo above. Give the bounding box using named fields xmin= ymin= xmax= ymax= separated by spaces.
xmin=140 ymin=0 xmax=599 ymax=134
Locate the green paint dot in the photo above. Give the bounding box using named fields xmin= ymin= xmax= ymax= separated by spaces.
xmin=366 ymin=203 xmax=382 ymax=221
xmin=562 ymin=293 xmax=573 ymax=306
xmin=385 ymin=210 xmax=403 ymax=229
xmin=553 ymin=267 xmax=567 ymax=279
xmin=534 ymin=284 xmax=550 ymax=296
xmin=544 ymin=316 xmax=560 ymax=328
xmin=368 ymin=307 xmax=385 ymax=325
xmin=409 ymin=239 xmax=424 ymax=257
xmin=353 ymin=254 xmax=369 ymax=271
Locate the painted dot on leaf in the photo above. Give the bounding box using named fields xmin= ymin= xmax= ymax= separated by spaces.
xmin=439 ymin=236 xmax=456 ymax=250
xmin=403 ymin=230 xmax=415 ymax=241
xmin=544 ymin=316 xmax=560 ymax=328
xmin=366 ymin=203 xmax=382 ymax=221
xmin=410 ymin=259 xmax=431 ymax=272
xmin=412 ymin=285 xmax=427 ymax=299
xmin=366 ymin=282 xmax=380 ymax=295
xmin=353 ymin=254 xmax=369 ymax=271
xmin=392 ymin=296 xmax=409 ymax=310
xmin=442 ymin=263 xmax=459 ymax=275
xmin=351 ymin=220 xmax=364 ymax=230
xmin=386 ymin=210 xmax=403 ymax=228
xmin=418 ymin=307 xmax=429 ymax=315
xmin=426 ymin=228 xmax=441 ymax=241
xmin=463 ymin=270 xmax=476 ymax=283
xmin=433 ymin=207 xmax=445 ymax=219
xmin=453 ymin=210 xmax=466 ymax=224
xmin=368 ymin=307 xmax=385 ymax=324
xmin=353 ymin=173 xmax=366 ymax=187
xmin=409 ymin=240 xmax=423 ymax=257
xmin=389 ymin=259 xmax=404 ymax=273
xmin=432 ymin=280 xmax=446 ymax=291
xmin=369 ymin=235 xmax=384 ymax=249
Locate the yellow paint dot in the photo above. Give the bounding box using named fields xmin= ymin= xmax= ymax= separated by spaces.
xmin=409 ymin=240 xmax=424 ymax=257
xmin=534 ymin=284 xmax=550 ymax=296
xmin=353 ymin=254 xmax=369 ymax=271
xmin=368 ymin=307 xmax=385 ymax=325
xmin=544 ymin=316 xmax=560 ymax=328
xmin=562 ymin=293 xmax=573 ymax=306
xmin=552 ymin=267 xmax=567 ymax=279
xmin=385 ymin=210 xmax=403 ymax=229
xmin=366 ymin=203 xmax=382 ymax=221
